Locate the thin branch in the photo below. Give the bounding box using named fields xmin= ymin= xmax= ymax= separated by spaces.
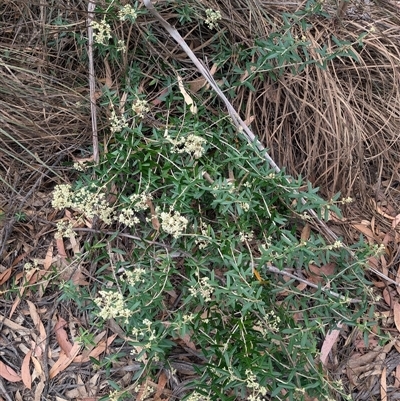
xmin=87 ymin=0 xmax=99 ymax=164
xmin=262 ymin=264 xmax=361 ymax=303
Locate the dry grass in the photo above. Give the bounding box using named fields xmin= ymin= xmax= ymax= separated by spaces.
xmin=0 ymin=0 xmax=90 ymax=227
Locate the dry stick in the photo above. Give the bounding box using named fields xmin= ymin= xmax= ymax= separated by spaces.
xmin=263 ymin=264 xmax=361 ymax=303
xmin=142 ymin=0 xmax=394 ymax=288
xmin=87 ymin=0 xmax=99 ymax=164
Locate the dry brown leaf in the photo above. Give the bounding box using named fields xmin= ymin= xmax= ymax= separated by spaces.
xmin=393 ymin=302 xmax=400 ymax=332
xmin=0 ymin=267 xmax=12 ymax=285
xmin=243 ymin=116 xmax=255 ymax=126
xmin=104 ymin=58 xmax=113 ymax=89
xmin=21 ymin=350 xmax=32 ymax=390
xmin=0 ymin=360 xmax=21 ymax=382
xmin=352 ymin=223 xmax=376 ymax=243
xmin=319 ymin=263 xmax=336 ymax=276
xmin=382 ymin=288 xmax=392 ymax=307
xmin=34 ymin=380 xmax=45 ymax=401
xmin=320 ymin=322 xmax=343 ymax=366
xmin=43 ymin=242 xmax=53 ymax=270
xmin=30 ymin=355 xmax=44 ymax=381
xmin=177 ymin=74 xmax=197 ymax=114
xmin=308 ymin=264 xmax=323 ymax=284
xmin=179 ymin=333 xmax=197 ymax=352
xmin=146 ymin=198 xmax=160 ymax=230
xmin=296 ymin=282 xmax=307 ymax=291
xmin=395 ymin=365 xmax=400 ymax=388
xmin=56 ymin=237 xmax=67 ymax=259
xmin=381 ymin=365 xmax=387 ymax=401
xmin=154 ymin=371 xmax=168 ymax=400
xmin=70 ymin=234 xmax=80 ymax=255
xmin=27 ymin=301 xmax=46 ymax=342
xmin=301 ymin=224 xmax=311 ymax=242
xmin=188 ymin=64 xmax=218 ymax=93
xmin=9 ymin=283 xmax=23 ymax=317
xmin=55 ymin=317 xmax=73 ymax=356
xmin=11 ymin=250 xmax=31 ymax=268
xmin=375 ymin=201 xmax=396 ymax=220
xmin=71 ymin=268 xmax=90 ymax=286
xmin=49 ymin=342 xmax=81 ymax=379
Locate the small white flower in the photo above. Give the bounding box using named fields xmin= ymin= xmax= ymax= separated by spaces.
xmin=122 ymin=268 xmax=146 ymax=286
xmin=52 ymin=184 xmax=73 ymax=210
xmin=109 ymin=109 xmax=128 ymax=133
xmin=239 ymin=231 xmax=254 ymax=243
xmin=129 ymin=192 xmax=152 ymax=211
xmin=240 ymin=202 xmax=250 ymax=212
xmin=205 ymin=9 xmax=222 ymax=30
xmin=94 ymin=290 xmax=132 ymax=323
xmin=55 ymin=220 xmax=75 ymax=239
xmin=165 ymin=132 xmax=207 ymax=158
xmin=91 ymin=19 xmax=112 ymax=45
xmin=132 ymin=99 xmax=150 ymax=118
xmin=117 ymin=208 xmax=140 ymax=227
xmin=118 ymin=4 xmax=138 ymax=22
xmin=160 ymin=209 xmax=188 ymax=238
xmin=116 ymin=39 xmax=127 ymax=53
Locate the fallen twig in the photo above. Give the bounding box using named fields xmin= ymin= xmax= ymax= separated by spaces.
xmin=87 ymin=0 xmax=99 ymax=164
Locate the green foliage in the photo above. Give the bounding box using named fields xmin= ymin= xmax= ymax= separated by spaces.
xmin=51 ymin=1 xmax=379 ymax=400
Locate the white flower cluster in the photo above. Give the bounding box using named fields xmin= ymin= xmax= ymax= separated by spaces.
xmin=259 ymin=236 xmax=272 ymax=252
xmin=52 ymin=184 xmax=114 ymax=224
xmin=132 ymin=99 xmax=150 ymax=118
xmin=109 ymin=109 xmax=128 ymax=133
xmin=327 ymin=240 xmax=342 ymax=250
xmin=186 ymin=391 xmax=211 ymax=401
xmin=52 ymin=184 xmax=74 ymax=210
xmin=245 ymin=369 xmax=268 ymax=401
xmin=134 ymin=384 xmax=153 ymax=401
xmin=239 ymin=231 xmax=254 ymax=243
xmin=24 ymin=260 xmax=38 ymax=272
xmin=118 ymin=4 xmax=138 ymax=22
xmin=91 ymin=18 xmax=112 ymax=45
xmin=131 ymin=318 xmax=158 ymax=350
xmin=130 ymin=192 xmax=152 ymax=211
xmin=205 ymin=9 xmax=222 ymax=30
xmin=165 ymin=131 xmax=206 ymax=159
xmin=116 ymin=192 xmax=152 ymax=227
xmin=94 ymin=290 xmax=132 ymax=323
xmin=55 ymin=220 xmax=74 ymax=239
xmin=73 ymin=161 xmax=86 ymax=171
xmin=341 ymin=197 xmax=353 ymax=204
xmin=189 ymin=275 xmax=213 ymax=302
xmin=116 ymin=39 xmax=126 ymax=53
xmin=212 ymin=180 xmax=236 ymax=195
xmin=159 ymin=208 xmax=188 ymax=238
xmin=255 ymin=310 xmax=281 ymax=335
xmin=121 ymin=267 xmax=146 ymax=286
xmin=117 ymin=207 xmax=139 ymax=227
xmin=240 ymin=202 xmax=250 ymax=212
xmin=195 ymin=220 xmax=211 ymax=249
